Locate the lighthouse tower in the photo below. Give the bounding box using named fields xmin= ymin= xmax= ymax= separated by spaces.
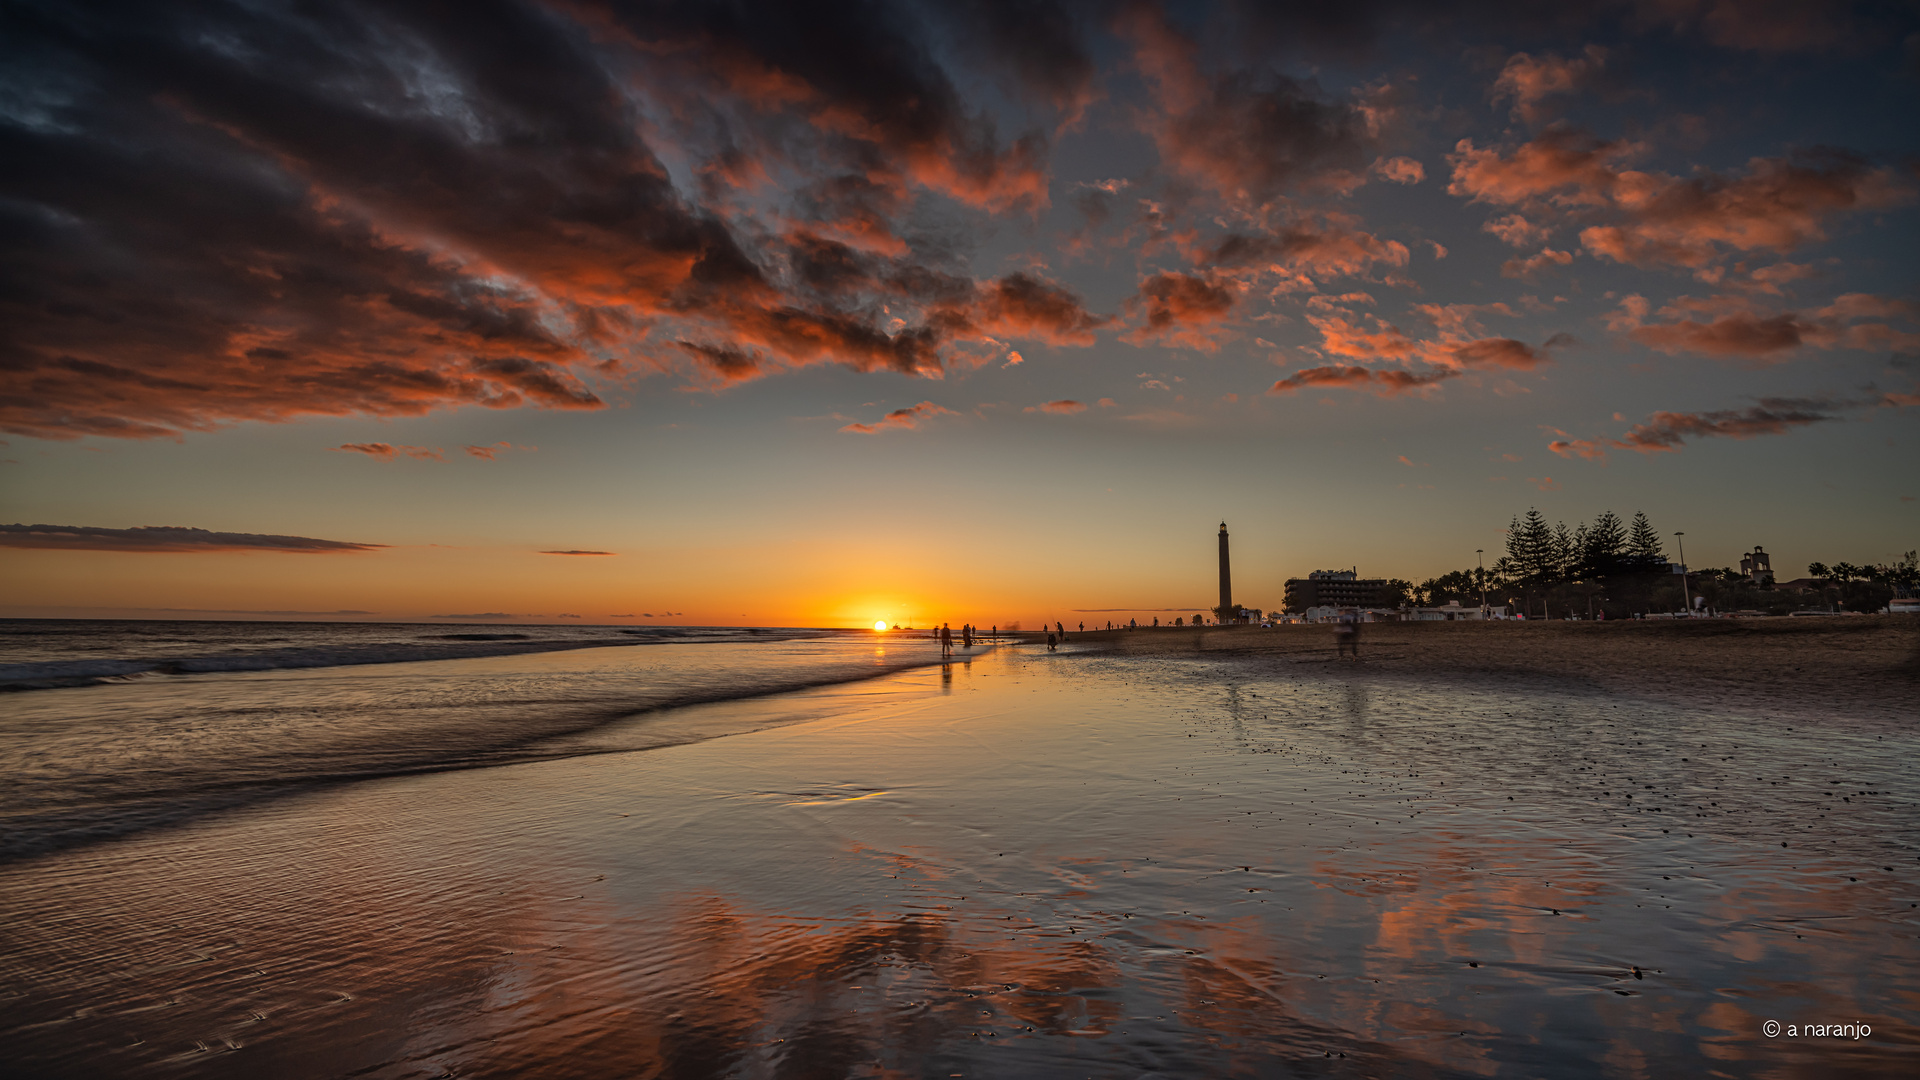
xmin=1217 ymin=521 xmax=1234 ymax=624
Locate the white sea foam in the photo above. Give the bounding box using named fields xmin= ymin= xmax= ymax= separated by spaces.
xmin=0 ymin=619 xmax=840 ymax=689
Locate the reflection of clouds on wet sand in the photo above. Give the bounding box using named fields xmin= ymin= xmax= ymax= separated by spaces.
xmin=1 ymin=648 xmax=1914 ymax=1077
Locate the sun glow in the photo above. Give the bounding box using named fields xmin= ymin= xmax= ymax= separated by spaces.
xmin=873 ymin=620 xmax=888 ymax=632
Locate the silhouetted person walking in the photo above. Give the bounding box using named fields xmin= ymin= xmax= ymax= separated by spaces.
xmin=941 ymin=623 xmax=952 ymax=656
xmin=1334 ymin=616 xmax=1359 ymax=658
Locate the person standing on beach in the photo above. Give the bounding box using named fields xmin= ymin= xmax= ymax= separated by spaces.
xmin=962 ymin=625 xmax=972 ymax=649
xmin=1046 ymin=631 xmax=1056 ymax=651
xmin=941 ymin=623 xmax=952 ymax=656
xmin=1078 ymin=621 xmax=1084 ymax=633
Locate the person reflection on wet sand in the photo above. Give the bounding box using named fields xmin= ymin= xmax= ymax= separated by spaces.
xmin=1333 ymin=615 xmax=1359 ymax=658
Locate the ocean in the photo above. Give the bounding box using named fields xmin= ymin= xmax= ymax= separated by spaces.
xmin=0 ymin=619 xmax=962 ymax=863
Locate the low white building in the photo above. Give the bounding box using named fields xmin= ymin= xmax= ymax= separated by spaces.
xmin=1301 ymin=606 xmax=1399 ymax=623
xmin=1405 ymin=601 xmax=1497 ymax=621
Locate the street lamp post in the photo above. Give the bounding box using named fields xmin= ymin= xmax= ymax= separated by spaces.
xmin=1476 ymin=549 xmax=1487 ymax=618
xmin=1674 ymin=531 xmax=1691 ymax=616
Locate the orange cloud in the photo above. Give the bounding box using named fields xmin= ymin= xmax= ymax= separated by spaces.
xmin=1268 ymin=366 xmax=1458 ymax=398
xmin=1121 ymin=271 xmax=1239 ymax=352
xmin=1026 ymin=400 xmax=1087 ymax=414
xmin=1629 ymin=313 xmax=1812 ymax=358
xmin=1449 ymin=335 xmax=1567 ymax=370
xmin=1304 ymin=310 xmax=1418 ymax=362
xmin=674 ymin=270 xmax=1106 ymax=386
xmin=1115 ymin=6 xmax=1372 ymax=206
xmin=1371 ymin=156 xmax=1425 ymax=184
xmin=958 ymin=273 xmax=1109 ymax=347
xmin=1196 ymin=227 xmax=1410 ymax=279
xmin=1618 ymin=292 xmax=1920 ymax=360
xmin=1448 ymin=127 xmax=1634 ymax=207
xmin=1547 ymin=438 xmax=1611 ymax=460
xmin=839 ymin=401 xmax=955 ymax=434
xmin=1500 ymin=247 xmax=1573 ymax=280
xmin=464 ymin=442 xmax=532 ymax=461
xmin=1453 ymin=132 xmax=1911 ymax=272
xmin=1482 ymin=213 xmax=1552 ymax=248
xmin=1306 ymin=298 xmax=1567 ymax=374
xmin=1491 ymin=46 xmax=1608 ymax=125
xmin=333 ymin=443 xmax=445 ymax=461
xmin=538 ymin=550 xmax=616 ymax=556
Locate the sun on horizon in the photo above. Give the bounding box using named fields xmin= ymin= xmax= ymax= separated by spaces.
xmin=873 ymin=621 xmax=888 ymax=632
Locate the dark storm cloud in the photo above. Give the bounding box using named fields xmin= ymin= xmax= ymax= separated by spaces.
xmin=0 ymin=0 xmax=1101 ymax=440
xmin=4 ymin=0 xmax=1913 ymax=443
xmin=0 ymin=523 xmax=385 ymax=553
xmin=925 ymin=0 xmax=1097 ymax=113
xmin=1116 ymin=5 xmax=1378 ymax=206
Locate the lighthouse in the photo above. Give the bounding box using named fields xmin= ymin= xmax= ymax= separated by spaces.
xmin=1217 ymin=521 xmax=1233 ymax=624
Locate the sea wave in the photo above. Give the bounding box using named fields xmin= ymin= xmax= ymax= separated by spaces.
xmin=0 ymin=635 xmax=983 ymax=863
xmin=0 ymin=625 xmax=838 ymax=690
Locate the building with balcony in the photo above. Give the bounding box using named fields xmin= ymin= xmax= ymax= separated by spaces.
xmin=1283 ymin=569 xmax=1391 ymax=613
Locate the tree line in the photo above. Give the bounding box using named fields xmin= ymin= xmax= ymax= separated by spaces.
xmin=1391 ymin=509 xmax=1914 ymax=617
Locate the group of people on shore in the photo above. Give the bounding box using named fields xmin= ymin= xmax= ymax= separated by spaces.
xmin=932 ymin=621 xmax=1077 ymax=653
xmin=937 ymin=623 xmax=985 ymax=655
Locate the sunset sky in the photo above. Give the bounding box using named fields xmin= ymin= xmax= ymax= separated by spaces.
xmin=3 ymin=0 xmax=1917 ymax=626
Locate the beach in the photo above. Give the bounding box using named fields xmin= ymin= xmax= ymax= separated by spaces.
xmin=1074 ymin=615 xmax=1920 ymax=724
xmin=2 ymin=620 xmax=1916 ymax=1077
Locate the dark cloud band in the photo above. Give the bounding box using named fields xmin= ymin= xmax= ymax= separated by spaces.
xmin=0 ymin=523 xmax=384 ymax=553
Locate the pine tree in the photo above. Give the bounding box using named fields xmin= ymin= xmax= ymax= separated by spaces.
xmin=1552 ymin=521 xmax=1576 ymax=584
xmin=1507 ymin=508 xmax=1556 ymax=586
xmin=1582 ymin=511 xmax=1627 ymax=578
xmin=1625 ymin=511 xmax=1666 ymax=571
xmin=1505 ymin=514 xmax=1526 ymax=570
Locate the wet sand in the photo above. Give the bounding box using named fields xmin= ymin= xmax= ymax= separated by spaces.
xmin=1065 ymin=615 xmax=1920 ymax=724
xmin=2 ymin=629 xmax=1916 ymax=1077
